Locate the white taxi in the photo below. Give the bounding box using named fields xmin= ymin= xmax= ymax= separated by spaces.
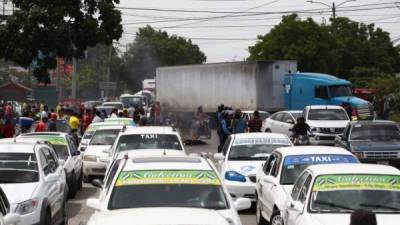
xmin=0 ymin=139 xmax=68 ymax=225
xmin=0 ymin=186 xmax=22 ymax=225
xmin=19 ymin=132 xmax=83 ymax=198
xmin=86 ymin=156 xmax=251 ymax=225
xmin=283 ymin=164 xmax=400 ymax=225
xmin=83 ymin=125 xmax=123 ymax=181
xmin=79 ymin=121 xmax=126 ymax=152
xmin=256 ymin=146 xmax=359 ymax=225
xmin=110 ymin=126 xmax=186 ymax=160
xmin=214 ymin=133 xmax=292 ymax=202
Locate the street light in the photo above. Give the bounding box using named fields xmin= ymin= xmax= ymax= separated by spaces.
xmin=307 ymin=0 xmax=357 ymax=20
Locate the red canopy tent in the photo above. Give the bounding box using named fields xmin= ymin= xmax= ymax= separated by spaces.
xmin=0 ymin=81 xmax=32 ymax=102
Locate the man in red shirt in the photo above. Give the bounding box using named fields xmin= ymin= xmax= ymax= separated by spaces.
xmin=2 ymin=119 xmax=15 ymax=138
xmin=35 ymin=117 xmax=48 ymax=132
xmin=82 ymin=109 xmax=92 ymax=133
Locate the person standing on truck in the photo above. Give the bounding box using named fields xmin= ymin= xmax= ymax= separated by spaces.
xmin=231 ymin=109 xmax=246 ymax=134
xmin=247 ymin=110 xmax=262 ymax=132
xmin=218 ymin=112 xmax=231 ymax=153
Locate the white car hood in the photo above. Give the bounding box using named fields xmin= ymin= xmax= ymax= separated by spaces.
xmin=116 ymin=149 xmax=186 ymax=159
xmin=88 ymin=208 xmax=231 ymax=225
xmin=0 ymin=183 xmax=38 ymax=204
xmin=307 ymin=120 xmax=349 ymax=128
xmin=227 ymin=161 xmax=265 ymax=176
xmin=310 ymin=213 xmax=400 ymax=225
xmin=85 ymin=145 xmax=112 ymax=157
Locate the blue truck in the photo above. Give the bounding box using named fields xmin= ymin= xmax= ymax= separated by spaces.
xmin=284 ymin=72 xmax=373 ymax=119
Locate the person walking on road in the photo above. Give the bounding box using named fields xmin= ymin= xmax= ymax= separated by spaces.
xmin=231 ymin=109 xmax=246 ymax=134
xmin=2 ymin=119 xmax=15 ymax=138
xmin=218 ymin=112 xmax=231 ymax=153
xmin=35 ymin=117 xmax=48 ymax=132
xmin=247 ymin=110 xmax=263 ymax=132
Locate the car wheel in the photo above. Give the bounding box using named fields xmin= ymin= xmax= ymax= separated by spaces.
xmin=265 ymin=129 xmax=271 ymax=133
xmin=270 ymin=210 xmax=283 ymax=225
xmin=256 ymin=199 xmax=269 ymax=225
xmin=60 ymin=201 xmax=68 ymax=225
xmin=44 ymin=209 xmax=52 ymax=225
xmin=77 ymin=170 xmax=83 ymax=190
xmin=68 ymin=173 xmax=78 ymax=199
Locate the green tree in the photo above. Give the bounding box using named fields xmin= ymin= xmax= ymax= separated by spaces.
xmin=121 ymin=26 xmax=206 ymax=92
xmin=0 ymin=0 xmax=123 ymax=83
xmin=248 ymin=14 xmax=400 ymax=79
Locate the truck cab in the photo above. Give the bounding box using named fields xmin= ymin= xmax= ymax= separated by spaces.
xmin=284 ymin=73 xmax=373 ymax=119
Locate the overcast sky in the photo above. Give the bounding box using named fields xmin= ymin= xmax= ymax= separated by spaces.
xmin=117 ymin=0 xmax=400 ymax=63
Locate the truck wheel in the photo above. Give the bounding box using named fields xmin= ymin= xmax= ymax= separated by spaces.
xmin=270 ymin=210 xmax=283 ymax=225
xmin=77 ymin=170 xmax=83 ymax=190
xmin=68 ymin=173 xmax=78 ymax=199
xmin=256 ymin=199 xmax=269 ymax=225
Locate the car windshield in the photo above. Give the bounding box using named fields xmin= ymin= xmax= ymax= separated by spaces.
xmin=120 ymin=97 xmax=144 ymax=108
xmin=90 ymin=129 xmax=120 ymax=145
xmin=116 ymin=134 xmax=183 ymax=152
xmin=280 ymin=155 xmax=358 ymax=185
xmin=0 ymin=153 xmax=39 ymax=183
xmin=310 ymin=174 xmax=400 ymax=213
xmin=229 ymin=144 xmax=287 ymax=161
xmin=351 ymin=124 xmax=400 ymax=140
xmin=53 ymin=145 xmax=70 ymax=160
xmin=108 ymin=170 xmax=227 ymax=210
xmin=329 ymin=85 xmax=353 ymax=97
xmin=308 ymin=109 xmax=349 ymax=120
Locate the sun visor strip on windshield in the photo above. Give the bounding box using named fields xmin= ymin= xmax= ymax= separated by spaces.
xmin=21 ymin=136 xmax=68 ymax=146
xmin=284 ymin=155 xmax=358 ymax=166
xmin=313 ymin=175 xmax=400 ymax=192
xmin=115 ymin=170 xmax=221 ymax=186
xmin=233 ymin=138 xmax=291 ymax=146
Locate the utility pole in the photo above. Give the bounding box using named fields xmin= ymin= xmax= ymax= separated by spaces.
xmin=105 ymin=45 xmax=112 ymax=98
xmin=307 ymin=0 xmax=356 ymax=33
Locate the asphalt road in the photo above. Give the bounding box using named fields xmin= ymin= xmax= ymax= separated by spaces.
xmin=68 ymin=131 xmax=256 ymax=225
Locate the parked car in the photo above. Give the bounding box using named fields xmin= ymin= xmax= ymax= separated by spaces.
xmin=304 ymin=105 xmax=350 ymax=145
xmin=86 ymin=155 xmax=251 ymax=225
xmin=19 ymin=132 xmax=83 ymax=198
xmin=0 ymin=186 xmax=22 ymax=225
xmin=109 ymin=126 xmax=186 ymax=160
xmin=82 ymin=125 xmax=123 ymax=181
xmin=214 ymin=133 xmax=292 ymax=202
xmin=335 ymin=120 xmax=400 ymax=168
xmin=256 ymin=146 xmax=359 ymax=225
xmin=262 ymin=110 xmax=302 ymax=135
xmin=79 ymin=121 xmax=126 ymax=152
xmin=0 ymin=139 xmax=68 ymax=225
xmin=282 ymin=164 xmax=400 ymax=225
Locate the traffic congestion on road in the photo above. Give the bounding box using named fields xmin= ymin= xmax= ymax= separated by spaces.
xmin=0 ymin=84 xmax=400 ymax=225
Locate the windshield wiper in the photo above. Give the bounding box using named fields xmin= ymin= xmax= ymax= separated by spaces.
xmin=360 ymin=203 xmax=400 ymax=211
xmin=314 ymin=200 xmax=353 ymax=211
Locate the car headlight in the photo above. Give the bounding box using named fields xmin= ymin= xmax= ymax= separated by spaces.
xmin=15 ymin=199 xmax=39 ymax=215
xmin=225 ymin=171 xmax=246 ymax=182
xmin=353 ymin=152 xmax=365 ymax=159
xmin=310 ymin=127 xmax=319 ymax=132
xmin=83 ymin=155 xmax=98 ymax=162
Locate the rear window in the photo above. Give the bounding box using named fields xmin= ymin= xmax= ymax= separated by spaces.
xmin=351 ymin=124 xmax=400 ymax=140
xmin=0 ymin=153 xmax=39 ymax=183
xmin=116 ymin=134 xmax=183 ymax=152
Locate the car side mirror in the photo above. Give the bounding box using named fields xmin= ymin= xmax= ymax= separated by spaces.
xmin=58 ymin=159 xmax=66 ymax=167
xmin=233 ymin=198 xmax=252 ymax=211
xmin=214 ymin=153 xmax=225 ymax=161
xmin=286 ymin=119 xmax=294 ymax=124
xmin=45 ymin=174 xmax=59 ymax=183
xmin=92 ymin=179 xmax=104 ymax=189
xmin=4 ymin=213 xmax=22 ymax=225
xmin=289 ymin=201 xmax=303 ymax=212
xmin=86 ymin=198 xmax=102 ymax=211
xmin=73 ymin=151 xmax=81 ymax=156
xmin=263 ymin=176 xmax=277 ymax=185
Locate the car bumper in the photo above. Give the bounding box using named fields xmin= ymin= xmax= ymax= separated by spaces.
xmin=17 ymin=210 xmax=41 ymax=225
xmin=224 ymin=180 xmax=256 ymax=201
xmin=310 ymin=134 xmax=336 ymax=145
xmin=359 ymin=158 xmax=400 ymax=168
xmin=83 ymin=161 xmax=108 ymax=176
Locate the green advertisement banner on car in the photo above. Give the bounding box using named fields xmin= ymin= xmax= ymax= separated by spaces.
xmin=21 ymin=135 xmax=68 ymax=146
xmin=313 ymin=175 xmax=400 ymax=192
xmin=116 ymin=170 xmax=221 ymax=186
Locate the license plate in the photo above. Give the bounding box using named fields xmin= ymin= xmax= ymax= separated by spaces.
xmin=377 ymin=161 xmax=389 ymax=165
